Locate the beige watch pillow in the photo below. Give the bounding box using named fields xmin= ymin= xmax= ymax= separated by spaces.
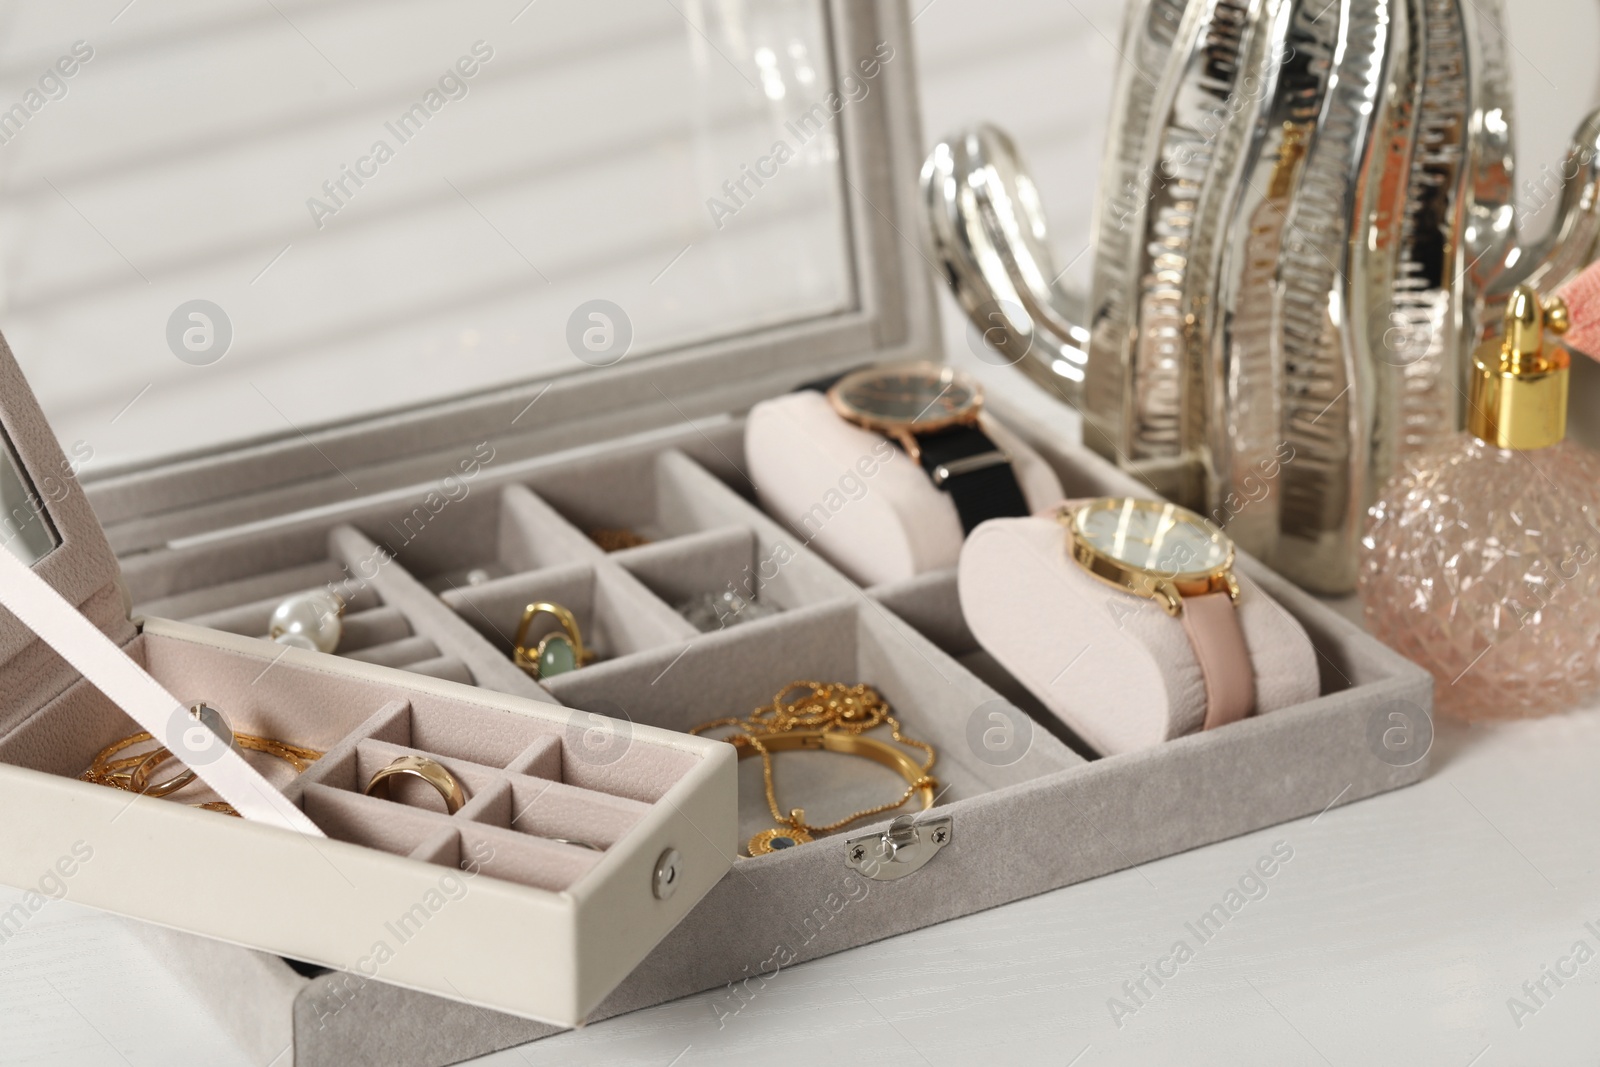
xmin=957 ymin=514 xmax=1320 ymax=755
xmin=745 ymin=390 xmax=1063 ymax=587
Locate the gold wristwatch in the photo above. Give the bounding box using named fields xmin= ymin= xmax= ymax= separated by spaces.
xmin=1062 ymin=497 xmax=1254 ymax=730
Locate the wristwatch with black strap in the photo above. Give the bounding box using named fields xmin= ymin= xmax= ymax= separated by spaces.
xmin=800 ymin=361 xmax=1030 ymax=533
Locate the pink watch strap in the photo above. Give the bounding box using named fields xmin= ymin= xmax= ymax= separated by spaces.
xmin=1181 ymin=591 xmax=1254 ymax=730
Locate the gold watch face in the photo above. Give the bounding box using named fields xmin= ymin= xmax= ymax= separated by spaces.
xmin=827 ymin=361 xmax=981 ymax=433
xmin=1069 ymin=497 xmax=1233 ymax=581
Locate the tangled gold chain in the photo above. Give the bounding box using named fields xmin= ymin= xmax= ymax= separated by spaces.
xmin=690 ymin=681 xmax=937 ymax=836
xmin=81 ymin=730 xmax=323 ymax=817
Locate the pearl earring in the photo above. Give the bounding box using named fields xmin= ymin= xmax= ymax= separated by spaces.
xmin=268 ymin=589 xmax=346 ymax=653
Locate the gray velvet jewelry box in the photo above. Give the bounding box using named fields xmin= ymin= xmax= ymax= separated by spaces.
xmin=120 ymin=408 xmax=1433 ymax=1066
xmin=43 ymin=1 xmax=1431 ymax=1063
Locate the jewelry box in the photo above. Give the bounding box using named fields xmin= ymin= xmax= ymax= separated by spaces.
xmin=2 ymin=2 xmax=1432 ymax=1064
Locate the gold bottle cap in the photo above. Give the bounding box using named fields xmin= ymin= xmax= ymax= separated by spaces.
xmin=1468 ymin=284 xmax=1571 ymax=450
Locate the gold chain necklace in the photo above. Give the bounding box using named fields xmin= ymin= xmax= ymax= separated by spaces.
xmin=690 ymin=681 xmax=938 ymax=855
xmin=81 ymin=730 xmax=323 ymax=817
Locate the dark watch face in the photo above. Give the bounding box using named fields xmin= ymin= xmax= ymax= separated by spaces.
xmin=829 ymin=362 xmax=979 ymax=428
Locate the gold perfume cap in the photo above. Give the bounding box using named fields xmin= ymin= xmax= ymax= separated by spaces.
xmin=1468 ymin=284 xmax=1571 ymax=450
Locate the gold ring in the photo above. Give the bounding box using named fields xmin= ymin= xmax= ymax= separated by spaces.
xmin=512 ymin=601 xmax=595 ymax=680
xmin=364 ymin=755 xmax=468 ymax=814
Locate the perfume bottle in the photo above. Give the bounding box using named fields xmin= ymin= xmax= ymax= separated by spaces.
xmin=1359 ymin=284 xmax=1600 ymax=720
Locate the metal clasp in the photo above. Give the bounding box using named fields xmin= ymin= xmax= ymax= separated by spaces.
xmin=843 ymin=814 xmax=951 ymax=881
xmin=931 ymin=450 xmax=1009 ymax=486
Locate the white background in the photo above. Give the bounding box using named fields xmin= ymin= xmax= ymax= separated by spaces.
xmin=5 ymin=0 xmax=1600 ymax=1064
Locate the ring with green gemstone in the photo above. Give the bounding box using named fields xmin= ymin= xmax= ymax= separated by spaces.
xmin=512 ymin=601 xmax=595 ymax=680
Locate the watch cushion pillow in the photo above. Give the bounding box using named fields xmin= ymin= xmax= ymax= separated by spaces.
xmin=957 ymin=514 xmax=1320 ymax=755
xmin=745 ymin=390 xmax=1064 ymax=586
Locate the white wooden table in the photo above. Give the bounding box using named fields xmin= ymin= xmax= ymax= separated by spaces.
xmin=6 ymin=705 xmax=1599 ymax=1066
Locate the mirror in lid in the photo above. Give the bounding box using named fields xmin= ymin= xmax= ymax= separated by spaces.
xmin=0 ymin=423 xmax=63 ymax=566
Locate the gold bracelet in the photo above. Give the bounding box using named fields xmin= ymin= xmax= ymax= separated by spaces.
xmin=690 ymin=681 xmax=939 ymax=856
xmin=127 ymin=735 xmax=324 ymax=796
xmin=729 ymin=730 xmax=938 ymax=855
xmin=81 ymin=711 xmax=323 ymax=816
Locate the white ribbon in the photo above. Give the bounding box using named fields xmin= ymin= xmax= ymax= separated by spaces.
xmin=0 ymin=545 xmax=323 ymax=836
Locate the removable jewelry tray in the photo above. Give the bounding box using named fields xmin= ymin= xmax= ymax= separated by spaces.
xmin=0 ymin=616 xmax=735 ymax=1027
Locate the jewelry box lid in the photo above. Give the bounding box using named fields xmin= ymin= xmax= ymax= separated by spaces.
xmin=0 ymin=333 xmax=134 ymax=724
xmin=0 ymin=0 xmax=938 ymax=555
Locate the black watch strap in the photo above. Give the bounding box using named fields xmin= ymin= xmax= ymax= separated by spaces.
xmin=796 ymin=369 xmax=1028 ymax=532
xmin=914 ymin=424 xmax=1029 ymax=533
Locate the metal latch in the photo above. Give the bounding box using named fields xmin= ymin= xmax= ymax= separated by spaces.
xmin=931 ymin=450 xmax=1010 ymax=486
xmin=844 ymin=814 xmax=951 ymax=881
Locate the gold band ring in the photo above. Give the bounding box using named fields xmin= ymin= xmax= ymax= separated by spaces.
xmin=364 ymin=755 xmax=468 ymax=814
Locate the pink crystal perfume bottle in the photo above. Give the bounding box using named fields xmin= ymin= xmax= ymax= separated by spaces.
xmin=1359 ymin=284 xmax=1600 ymax=720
